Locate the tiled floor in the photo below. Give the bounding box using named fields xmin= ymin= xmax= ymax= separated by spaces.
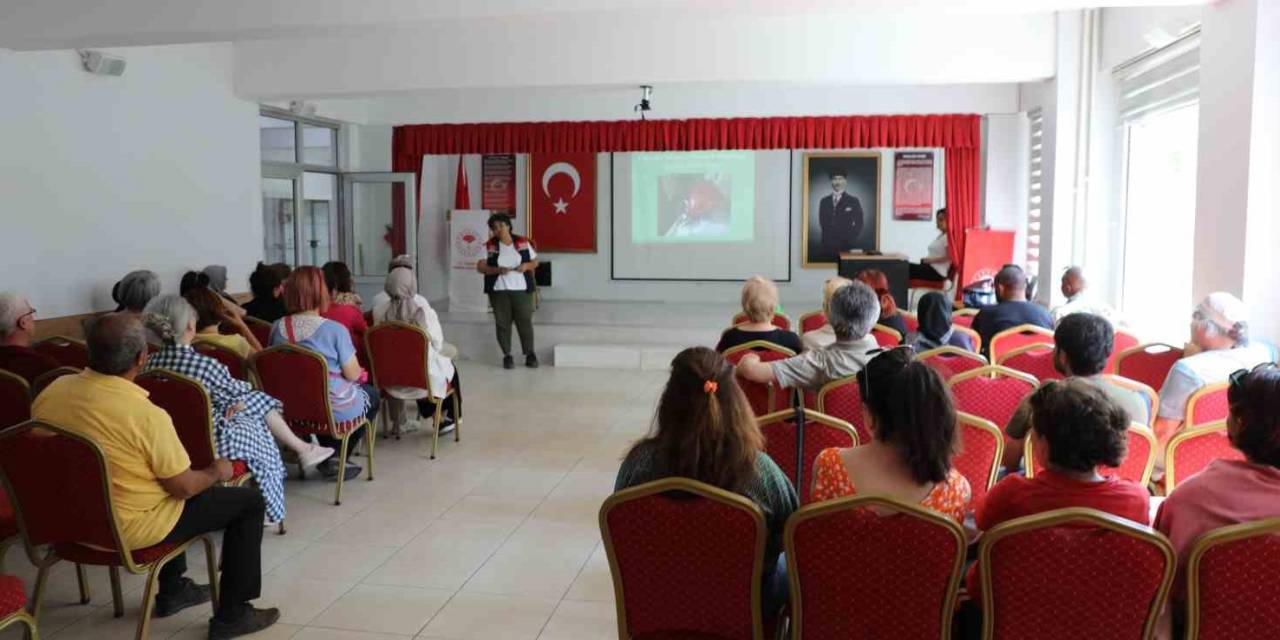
xmin=2 ymin=364 xmax=666 ymax=640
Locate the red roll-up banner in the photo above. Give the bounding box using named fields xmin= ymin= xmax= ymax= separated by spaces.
xmin=528 ymin=153 xmax=596 ymax=253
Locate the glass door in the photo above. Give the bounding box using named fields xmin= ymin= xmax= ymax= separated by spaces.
xmin=342 ymin=172 xmax=418 ymax=304
xmin=262 ymin=172 xmax=300 ymax=266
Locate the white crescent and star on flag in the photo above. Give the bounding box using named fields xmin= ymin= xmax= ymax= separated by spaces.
xmin=541 ymin=161 xmax=581 ymax=215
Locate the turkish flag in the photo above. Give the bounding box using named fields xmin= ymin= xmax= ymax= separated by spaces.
xmin=529 ymin=153 xmax=596 ymax=253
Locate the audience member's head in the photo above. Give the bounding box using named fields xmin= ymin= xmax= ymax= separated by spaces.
xmin=1227 ymin=364 xmax=1280 ymax=468
xmin=249 ymin=262 xmax=285 ymax=301
xmin=387 ymin=255 xmax=414 ymax=271
xmin=915 ymin=291 xmax=954 ymax=345
xmin=382 ymin=268 xmax=419 ymax=324
xmin=268 ymin=263 xmax=292 ymax=281
xmin=994 ymin=265 xmax=1028 ymax=303
xmin=827 ymin=281 xmax=880 ymax=341
xmin=85 ymin=313 xmax=148 ymax=377
xmin=644 ymin=346 xmax=761 ymax=492
xmin=184 ymin=287 xmax=226 ymax=332
xmin=854 ymin=269 xmax=897 ymax=319
xmin=1053 ymin=313 xmax=1113 ymax=377
xmin=114 ymin=270 xmax=160 ymax=313
xmin=856 ymin=347 xmax=957 ymax=484
xmin=1028 ymin=378 xmax=1128 ymax=473
xmin=143 ymin=294 xmax=197 ymax=347
xmin=739 ymin=276 xmax=779 ymax=324
xmin=179 ymin=270 xmax=210 ymax=297
xmin=935 ymin=207 xmax=949 ymax=232
xmin=1061 ymin=266 xmax=1086 ymax=299
xmin=488 ymin=213 xmax=514 ymax=240
xmin=820 ymin=277 xmax=853 ymax=317
xmin=202 ymin=265 xmax=230 ymax=294
xmin=1191 ymin=292 xmax=1250 ymax=350
xmin=322 ymin=261 xmax=355 ymax=295
xmin=0 ymin=293 xmax=37 ymax=346
xmin=283 ymin=266 xmax=330 ymax=314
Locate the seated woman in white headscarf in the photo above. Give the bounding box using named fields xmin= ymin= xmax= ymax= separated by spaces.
xmin=372 ymin=268 xmax=461 ymax=436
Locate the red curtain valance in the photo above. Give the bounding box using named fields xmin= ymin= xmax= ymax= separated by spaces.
xmin=392 ymin=114 xmax=982 ymax=288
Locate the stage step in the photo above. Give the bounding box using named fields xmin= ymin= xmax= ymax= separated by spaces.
xmin=554 ymin=343 xmax=684 ymax=371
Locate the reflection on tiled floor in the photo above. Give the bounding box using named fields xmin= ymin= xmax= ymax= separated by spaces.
xmin=2 ymin=364 xmax=664 ymax=640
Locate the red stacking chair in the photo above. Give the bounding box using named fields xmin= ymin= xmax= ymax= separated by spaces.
xmin=1101 ymin=374 xmax=1160 ymax=427
xmin=786 ymin=496 xmax=965 ymax=640
xmin=30 ymin=366 xmax=79 ymax=397
xmin=815 ymin=375 xmax=871 ymax=444
xmin=365 ymin=321 xmax=461 ymax=459
xmin=723 ymin=341 xmax=796 ymax=417
xmin=900 ymin=312 xmax=919 ymax=335
xmin=0 ymin=421 xmax=220 ymax=640
xmin=953 ymin=412 xmax=1004 ymax=510
xmin=1185 ymin=382 xmax=1230 ymax=430
xmin=952 ymin=308 xmax=978 ymax=328
xmin=989 ymin=324 xmax=1055 ymax=363
xmin=0 ymin=370 xmax=30 ymax=429
xmin=135 ymin=371 xmax=252 ymax=488
xmin=947 ymin=366 xmax=1039 ymax=442
xmin=997 ymin=344 xmax=1062 ymax=383
xmin=917 ymin=346 xmax=987 ymax=381
xmin=600 ymin=478 xmax=769 ymax=640
xmin=1186 ymin=517 xmax=1280 ymax=640
xmin=1116 ymin=343 xmax=1183 ymax=392
xmin=758 ymin=408 xmax=858 ymax=504
xmin=248 ymin=344 xmax=374 ymax=505
xmin=797 ymin=311 xmax=827 ymax=334
xmin=978 ymin=508 xmax=1175 ymax=640
xmin=870 ymin=324 xmax=902 ymax=348
xmin=1163 ymin=422 xmax=1245 ymax=494
xmin=733 ymin=312 xmax=792 ymax=332
xmin=191 ymin=341 xmax=248 ymax=381
xmin=1105 ymin=328 xmax=1141 ymax=374
xmin=244 ymin=317 xmax=273 ymax=348
xmin=31 ymin=336 xmax=88 ymax=370
xmin=1025 ymin=423 xmax=1158 ymax=487
xmin=0 ymin=574 xmax=38 ymax=640
xmin=953 ymin=324 xmax=982 ymax=354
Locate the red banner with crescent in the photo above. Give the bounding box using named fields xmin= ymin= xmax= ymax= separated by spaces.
xmin=893 ymin=151 xmax=934 ymax=220
xmin=528 ymin=153 xmax=596 ymax=253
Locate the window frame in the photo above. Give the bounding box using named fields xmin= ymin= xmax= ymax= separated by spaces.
xmin=259 ymin=107 xmax=344 ymax=266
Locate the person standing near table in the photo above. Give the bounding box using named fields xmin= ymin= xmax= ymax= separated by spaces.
xmin=476 ymin=214 xmax=540 ymax=369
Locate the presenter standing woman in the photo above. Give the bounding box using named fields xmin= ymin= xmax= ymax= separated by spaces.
xmin=909 ymin=208 xmax=951 ymax=282
xmin=476 ymin=214 xmax=540 ymax=369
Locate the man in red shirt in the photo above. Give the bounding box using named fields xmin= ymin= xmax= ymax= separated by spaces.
xmin=0 ymin=292 xmax=60 ymax=384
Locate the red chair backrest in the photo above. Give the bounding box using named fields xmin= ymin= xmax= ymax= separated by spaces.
xmin=953 ymin=414 xmax=1003 ymax=510
xmin=1165 ymin=423 xmax=1246 ymax=493
xmin=191 ymin=342 xmax=247 ymax=381
xmin=989 ymin=325 xmax=1055 ymax=363
xmin=0 ymin=370 xmax=31 ymax=430
xmin=997 ymin=345 xmax=1063 ymax=383
xmin=816 ymin=376 xmax=870 ymax=444
xmin=799 ymin=311 xmax=828 ymax=334
xmin=948 ymin=367 xmax=1038 ymax=438
xmin=1188 ymin=519 xmax=1280 ymax=640
xmin=245 ymin=317 xmax=273 ymax=347
xmin=870 ymin=325 xmax=901 ymax=348
xmin=732 ymin=312 xmax=790 ymax=332
xmin=787 ymin=497 xmax=965 ymax=639
xmin=1116 ymin=343 xmax=1183 ymax=392
xmin=979 ymin=509 xmax=1174 ymax=640
xmin=1105 ymin=329 xmax=1141 ymax=374
xmin=1026 ymin=425 xmax=1157 ymax=486
xmin=0 ymin=422 xmax=122 ymax=553
xmin=918 ymin=348 xmax=988 ymax=381
xmin=724 ymin=342 xmax=795 ymax=416
xmin=953 ymin=313 xmax=976 ymax=328
xmin=601 ymin=479 xmax=765 ymax=640
xmin=365 ymin=322 xmax=431 ymax=394
xmin=248 ymin=344 xmax=332 ymax=426
xmin=30 ymin=366 xmax=79 ymax=397
xmin=32 ymin=337 xmax=88 ymax=370
xmin=758 ymin=409 xmax=858 ymax=504
xmin=1187 ymin=383 xmax=1230 ymax=429
xmin=901 ymin=312 xmax=919 ymax=335
xmin=135 ymin=370 xmax=216 ymax=470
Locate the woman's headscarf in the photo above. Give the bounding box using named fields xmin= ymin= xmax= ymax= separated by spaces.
xmin=383 ymin=268 xmax=419 ymax=325
xmin=202 ymin=265 xmax=229 ymax=293
xmin=915 ymin=292 xmax=955 ymax=350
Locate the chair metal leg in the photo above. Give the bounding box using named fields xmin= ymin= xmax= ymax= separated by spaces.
xmin=429 ymin=402 xmax=443 ymax=460
xmin=365 ymin=418 xmax=375 ymax=481
xmin=109 ymin=566 xmax=124 ymax=617
xmin=27 ymin=553 xmax=56 ymax=622
xmin=75 ymin=563 xmax=90 ymax=604
xmin=334 ymin=433 xmax=350 ymax=506
xmin=2 ymin=611 xmax=41 ymax=640
xmin=135 ymin=565 xmax=162 ymax=640
xmin=200 ymin=535 xmax=220 ymax=612
xmin=452 ymin=392 xmax=461 ymax=442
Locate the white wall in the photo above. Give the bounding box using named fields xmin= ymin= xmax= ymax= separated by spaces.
xmin=983 ymin=113 xmax=1031 ymax=272
xmin=0 ymin=43 xmax=261 ymax=317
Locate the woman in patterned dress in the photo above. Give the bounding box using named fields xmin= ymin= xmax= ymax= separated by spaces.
xmin=142 ymin=295 xmax=335 ymax=523
xmin=810 ymin=347 xmax=971 ymax=523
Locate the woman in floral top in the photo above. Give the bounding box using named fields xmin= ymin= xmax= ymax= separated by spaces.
xmin=811 ymin=347 xmax=971 ymax=523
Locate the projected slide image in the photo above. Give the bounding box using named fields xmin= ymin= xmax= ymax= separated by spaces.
xmin=631 ymin=151 xmax=755 ymax=244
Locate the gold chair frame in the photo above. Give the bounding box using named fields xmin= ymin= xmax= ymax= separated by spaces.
xmin=1185 ymin=517 xmax=1280 ymax=640
xmin=365 ymin=321 xmax=461 ymax=460
xmin=1163 ymin=421 xmax=1231 ymax=495
xmin=723 ymin=340 xmax=798 ymax=415
xmin=1023 ymin=422 xmax=1158 ymax=487
xmin=988 ymin=324 xmax=1055 ymax=363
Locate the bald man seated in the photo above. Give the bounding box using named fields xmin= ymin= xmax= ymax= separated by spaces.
xmin=1050 ymin=266 xmax=1119 ymax=326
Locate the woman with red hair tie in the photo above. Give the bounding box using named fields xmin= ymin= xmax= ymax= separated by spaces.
xmin=854 ymin=269 xmax=907 ymax=341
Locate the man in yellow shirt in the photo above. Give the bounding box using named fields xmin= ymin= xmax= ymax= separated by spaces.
xmin=33 ymin=313 xmax=278 ymax=639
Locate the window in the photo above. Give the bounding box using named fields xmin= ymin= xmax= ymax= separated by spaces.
xmin=260 ymin=108 xmax=341 ymax=266
xmin=1026 ymin=108 xmax=1044 ymax=283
